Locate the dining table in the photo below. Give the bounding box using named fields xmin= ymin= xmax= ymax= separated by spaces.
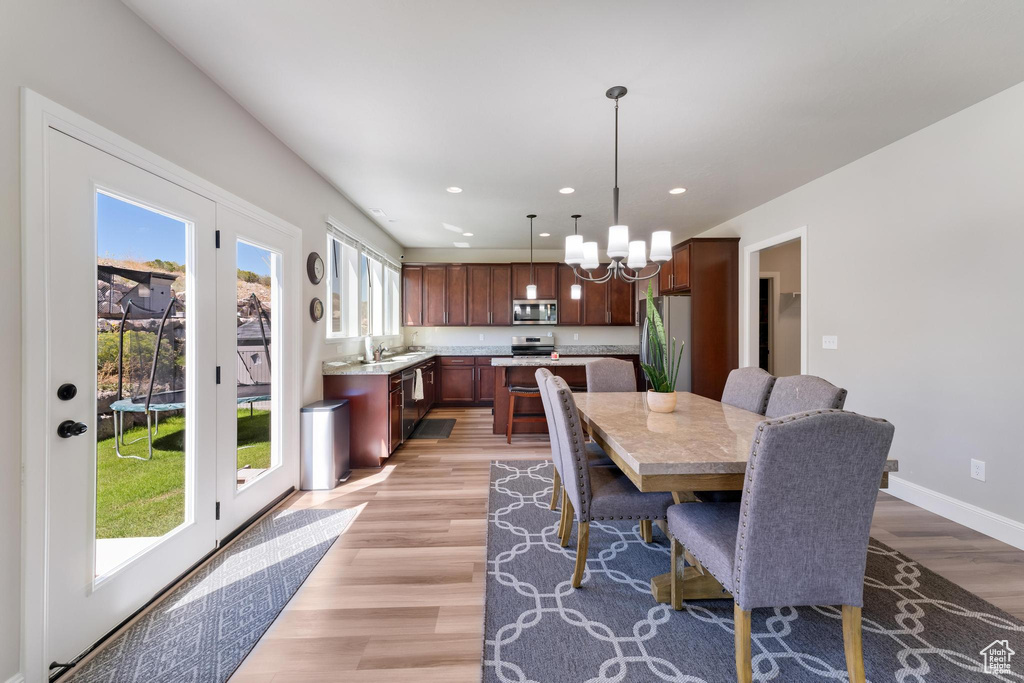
xmin=572 ymin=391 xmax=899 ymax=605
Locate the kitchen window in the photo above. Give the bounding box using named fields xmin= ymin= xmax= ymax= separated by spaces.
xmin=327 ymin=222 xmax=400 ymax=339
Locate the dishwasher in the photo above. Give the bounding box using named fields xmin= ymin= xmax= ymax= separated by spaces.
xmin=401 ymin=370 xmax=417 ymax=441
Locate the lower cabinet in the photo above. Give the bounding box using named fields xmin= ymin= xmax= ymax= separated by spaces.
xmin=438 ymin=356 xmax=503 ymax=406
xmin=389 ymin=386 xmax=402 ymax=453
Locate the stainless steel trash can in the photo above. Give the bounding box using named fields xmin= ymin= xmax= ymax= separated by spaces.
xmin=300 ymin=399 xmax=351 ymax=490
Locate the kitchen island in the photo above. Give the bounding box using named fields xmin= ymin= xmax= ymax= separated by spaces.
xmin=491 ymin=355 xmax=640 ymax=436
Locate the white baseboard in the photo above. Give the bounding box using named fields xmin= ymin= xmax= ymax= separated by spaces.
xmin=886 ymin=476 xmax=1024 ymax=551
xmin=5 ymin=673 xmax=25 ymax=683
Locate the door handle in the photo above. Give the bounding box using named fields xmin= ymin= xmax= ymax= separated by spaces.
xmin=57 ymin=420 xmax=88 ymax=439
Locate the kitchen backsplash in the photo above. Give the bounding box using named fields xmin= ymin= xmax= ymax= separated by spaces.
xmin=404 ymin=325 xmax=640 ymax=348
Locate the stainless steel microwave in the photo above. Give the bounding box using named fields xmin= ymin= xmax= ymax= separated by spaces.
xmin=512 ymin=299 xmax=557 ymax=325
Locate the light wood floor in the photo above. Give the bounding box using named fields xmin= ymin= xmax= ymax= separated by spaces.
xmin=230 ymin=407 xmax=1024 ymax=682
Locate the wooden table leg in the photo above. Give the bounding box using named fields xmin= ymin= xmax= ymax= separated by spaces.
xmin=650 ymin=490 xmax=732 ymax=604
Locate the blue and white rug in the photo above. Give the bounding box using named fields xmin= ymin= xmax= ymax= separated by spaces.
xmin=67 ymin=505 xmax=357 ymax=683
xmin=484 ymin=460 xmax=1024 ymax=682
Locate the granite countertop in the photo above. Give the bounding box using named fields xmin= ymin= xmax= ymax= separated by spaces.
xmin=322 ymin=344 xmax=641 ymax=375
xmin=323 ymin=352 xmax=436 ymax=376
xmin=490 ymin=356 xmax=607 ymax=367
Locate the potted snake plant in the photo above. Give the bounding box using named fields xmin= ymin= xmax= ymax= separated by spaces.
xmin=640 ymin=283 xmax=685 ymax=413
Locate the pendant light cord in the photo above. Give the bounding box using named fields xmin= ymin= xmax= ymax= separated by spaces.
xmin=613 ymin=96 xmax=619 ymax=226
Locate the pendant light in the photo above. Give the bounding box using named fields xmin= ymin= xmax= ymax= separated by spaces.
xmin=569 ymin=214 xmax=582 ymax=300
xmin=525 ymin=214 xmax=538 ymax=300
xmin=565 ymin=86 xmax=671 ymax=283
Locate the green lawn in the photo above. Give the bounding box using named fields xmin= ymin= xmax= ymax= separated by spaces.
xmin=96 ymin=408 xmax=271 ymax=539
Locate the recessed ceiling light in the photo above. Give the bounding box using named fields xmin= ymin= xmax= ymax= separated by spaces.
xmin=559 ymin=187 xmax=575 ymax=194
xmin=669 ymin=187 xmax=687 ymax=195
xmin=446 ymin=186 xmax=463 ymax=193
xmin=442 ymin=223 xmax=465 ymax=233
xmin=388 ymin=219 xmax=398 ymax=223
xmin=368 ymin=208 xmax=387 ymax=217
xmin=538 ymin=233 xmax=550 ymax=237
xmin=462 ymin=232 xmax=474 ymax=236
xmin=453 ymin=241 xmax=470 ymax=248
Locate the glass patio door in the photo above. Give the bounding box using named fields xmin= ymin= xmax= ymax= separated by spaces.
xmin=45 ymin=130 xmax=218 ymax=667
xmin=215 ymin=206 xmax=298 ymax=535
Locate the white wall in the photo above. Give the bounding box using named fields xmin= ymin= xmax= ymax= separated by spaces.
xmin=759 ymin=240 xmax=802 ymax=376
xmin=0 ymin=0 xmax=400 ymax=678
xmin=698 ymin=81 xmax=1024 ymax=532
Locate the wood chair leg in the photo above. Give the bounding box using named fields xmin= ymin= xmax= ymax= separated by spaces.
xmin=549 ymin=468 xmax=561 ymax=511
xmin=734 ymin=603 xmax=752 ymax=683
xmin=506 ymin=393 xmax=515 ymax=444
xmin=640 ymin=519 xmax=653 ymax=543
xmin=571 ymin=521 xmax=590 ymax=588
xmin=670 ymin=537 xmax=684 ymax=610
xmin=842 ymin=605 xmax=865 ymax=683
xmin=559 ymin=491 xmax=573 ymax=547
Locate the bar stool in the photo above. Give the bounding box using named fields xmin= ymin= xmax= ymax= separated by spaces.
xmin=507 ymin=385 xmax=546 ymax=443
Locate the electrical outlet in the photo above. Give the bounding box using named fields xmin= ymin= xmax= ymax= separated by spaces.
xmin=822 ymin=335 xmax=838 ymax=350
xmin=971 ymin=459 xmax=986 ymax=481
xmin=547 ymin=331 xmax=553 ymax=337
xmin=478 ymin=334 xmax=484 ymax=341
xmin=573 ymin=333 xmax=579 ymax=341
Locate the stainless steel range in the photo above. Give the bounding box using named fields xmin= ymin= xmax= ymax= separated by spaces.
xmin=510 ymin=336 xmax=555 ymax=357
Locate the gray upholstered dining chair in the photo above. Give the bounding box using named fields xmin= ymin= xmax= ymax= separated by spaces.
xmin=720 ymin=367 xmax=776 ymax=415
xmin=535 ymin=369 xmax=615 ymax=539
xmin=697 ymin=367 xmax=777 ymax=504
xmin=585 ymin=358 xmax=637 ymax=392
xmin=542 ymin=374 xmax=674 ymax=587
xmin=764 ymin=374 xmax=847 ymax=418
xmin=666 ymin=410 xmax=895 ymax=683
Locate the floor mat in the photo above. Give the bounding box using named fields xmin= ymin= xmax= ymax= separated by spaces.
xmin=410 ymin=418 xmax=456 ymax=439
xmin=66 ymin=506 xmax=358 ymax=683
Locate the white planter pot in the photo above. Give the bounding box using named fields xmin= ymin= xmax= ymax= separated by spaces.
xmin=647 ymin=390 xmax=677 ymax=413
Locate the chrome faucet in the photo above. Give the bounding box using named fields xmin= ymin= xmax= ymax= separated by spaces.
xmin=374 ymin=343 xmax=387 ymax=362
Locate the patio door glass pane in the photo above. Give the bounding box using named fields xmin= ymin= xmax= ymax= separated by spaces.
xmin=236 ymin=240 xmax=280 ymax=489
xmin=95 ymin=191 xmax=189 ymax=578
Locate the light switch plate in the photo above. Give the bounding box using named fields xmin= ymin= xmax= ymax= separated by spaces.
xmin=822 ymin=335 xmax=838 ymax=350
xmin=971 ymin=459 xmax=986 ymax=481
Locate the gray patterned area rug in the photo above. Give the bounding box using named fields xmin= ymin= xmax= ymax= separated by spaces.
xmin=66 ymin=506 xmax=357 ymax=683
xmin=484 ymin=461 xmax=1024 ymax=683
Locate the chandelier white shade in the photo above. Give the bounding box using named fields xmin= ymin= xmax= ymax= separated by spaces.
xmin=564 ymin=234 xmax=584 ymax=265
xmin=650 ymin=231 xmax=672 ymax=263
xmin=581 ymin=241 xmax=600 ymax=271
xmin=606 ymin=225 xmax=629 ymax=259
xmin=627 ymin=240 xmax=647 ymax=269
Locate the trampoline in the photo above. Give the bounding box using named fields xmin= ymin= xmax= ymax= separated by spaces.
xmin=109 ymin=287 xmax=272 ymax=460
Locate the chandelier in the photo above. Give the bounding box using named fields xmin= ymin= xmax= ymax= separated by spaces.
xmin=564 ymin=86 xmax=671 ymax=283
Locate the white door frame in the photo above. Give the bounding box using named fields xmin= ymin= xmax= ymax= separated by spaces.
xmin=741 ymin=226 xmax=807 ymax=374
xmin=20 ymin=88 xmax=302 ymax=683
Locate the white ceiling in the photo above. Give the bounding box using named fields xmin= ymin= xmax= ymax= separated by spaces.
xmin=125 ymin=0 xmax=1024 ymax=250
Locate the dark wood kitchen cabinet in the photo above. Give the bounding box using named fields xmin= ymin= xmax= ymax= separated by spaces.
xmin=475 ymin=356 xmax=495 ymax=402
xmin=438 ymin=357 xmax=475 ymax=403
xmin=659 ymin=242 xmax=692 ymax=294
xmin=512 ymin=263 xmax=557 ymax=300
xmin=557 ymin=264 xmax=582 ymax=326
xmin=582 ymin=267 xmax=609 ymax=325
xmin=402 ymin=265 xmax=423 ymax=326
xmin=389 ymin=382 xmax=402 ymax=453
xmin=467 ymin=264 xmax=512 ymax=326
xmin=419 ymin=264 xmax=467 ymax=326
xmin=580 ymin=266 xmax=635 ymax=326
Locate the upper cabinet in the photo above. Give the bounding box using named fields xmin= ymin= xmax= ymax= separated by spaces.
xmin=556 ymin=264 xmax=582 ymax=326
xmin=404 ymin=261 xmax=633 ymax=327
xmin=402 ymin=265 xmax=423 ymax=327
xmin=417 ymin=264 xmax=467 ymax=326
xmin=467 ymin=264 xmax=512 ymax=326
xmin=512 ymin=263 xmax=557 ymax=300
xmin=658 ymin=243 xmax=692 ymax=294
